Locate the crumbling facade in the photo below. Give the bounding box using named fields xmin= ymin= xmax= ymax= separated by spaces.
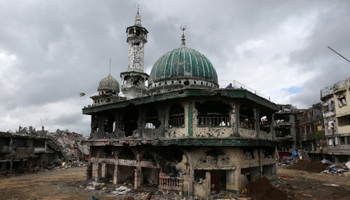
xmin=0 ymin=126 xmax=89 ymax=173
xmin=273 ymin=104 xmax=297 ymax=157
xmin=83 ymin=8 xmax=279 ymax=198
xmin=320 ymin=78 xmax=350 ymax=162
xmin=290 ymin=78 xmax=350 ymax=162
xmin=294 ymin=103 xmax=324 ymax=160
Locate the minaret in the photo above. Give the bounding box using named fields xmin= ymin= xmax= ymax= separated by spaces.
xmin=120 ymin=4 xmax=149 ymax=99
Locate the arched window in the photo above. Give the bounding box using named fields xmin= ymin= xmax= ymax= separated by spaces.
xmin=169 ymin=104 xmax=185 ymax=127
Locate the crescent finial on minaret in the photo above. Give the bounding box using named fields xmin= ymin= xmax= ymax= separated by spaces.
xmin=180 ymin=26 xmax=186 ymax=47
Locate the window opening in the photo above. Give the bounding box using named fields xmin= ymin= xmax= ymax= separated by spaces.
xmin=184 ymin=81 xmax=189 ymax=86
xmin=145 ymin=108 xmax=161 ymax=129
xmin=169 ymin=104 xmax=185 ymax=127
xmin=196 ymin=101 xmax=231 ymax=127
xmin=340 ymin=137 xmax=346 ymax=145
xmin=260 ymin=113 xmax=271 ymax=133
xmin=338 ymin=96 xmax=347 ymax=107
xmin=239 ymin=106 xmax=255 ymax=129
xmin=122 ymin=108 xmax=139 ymax=137
xmin=104 ymin=115 xmax=115 ymax=133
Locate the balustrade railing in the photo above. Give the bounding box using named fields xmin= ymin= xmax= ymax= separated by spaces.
xmin=158 ymin=172 xmax=183 ymax=192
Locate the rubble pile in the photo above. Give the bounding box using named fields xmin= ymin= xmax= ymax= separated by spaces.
xmin=244 ymin=177 xmax=288 ymax=200
xmin=320 ymin=161 xmax=350 ymax=176
xmin=0 ymin=160 xmax=87 ymax=178
xmin=47 ymin=129 xmax=89 ymax=161
xmin=278 ymin=156 xmax=298 ymax=166
xmin=66 ymin=179 xmax=252 ymax=200
xmin=287 ymin=160 xmax=328 ymax=173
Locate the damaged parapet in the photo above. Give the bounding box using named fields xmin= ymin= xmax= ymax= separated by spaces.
xmin=0 ymin=126 xmax=89 ymax=173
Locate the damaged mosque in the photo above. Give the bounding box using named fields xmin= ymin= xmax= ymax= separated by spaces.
xmin=82 ymin=7 xmax=279 ymax=198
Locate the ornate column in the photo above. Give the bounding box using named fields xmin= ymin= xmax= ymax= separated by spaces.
xmin=134 ymin=152 xmax=142 ymax=189
xmin=113 ymin=163 xmax=118 ymax=184
xmin=94 ymin=163 xmax=101 ymax=181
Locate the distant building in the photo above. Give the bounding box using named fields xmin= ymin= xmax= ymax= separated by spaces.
xmin=273 ymin=104 xmax=297 ymax=157
xmin=325 ymin=78 xmax=350 ymax=161
xmin=0 ymin=126 xmax=89 ymax=173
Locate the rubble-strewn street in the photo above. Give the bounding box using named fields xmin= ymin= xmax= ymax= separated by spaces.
xmin=1 ymin=165 xmax=350 ymax=200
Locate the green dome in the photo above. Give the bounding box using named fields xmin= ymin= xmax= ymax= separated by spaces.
xmin=98 ymin=74 xmax=119 ymax=91
xmin=149 ymin=46 xmax=218 ymax=85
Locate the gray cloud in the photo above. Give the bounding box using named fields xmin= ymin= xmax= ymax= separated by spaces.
xmin=0 ymin=0 xmax=349 ymax=136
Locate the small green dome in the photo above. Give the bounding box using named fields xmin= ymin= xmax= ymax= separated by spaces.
xmin=149 ymin=46 xmax=218 ymax=85
xmin=98 ymin=74 xmax=119 ymax=91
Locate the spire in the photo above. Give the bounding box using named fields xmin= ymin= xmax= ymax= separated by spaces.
xmin=180 ymin=26 xmax=186 ymax=47
xmin=134 ymin=3 xmax=142 ymax=26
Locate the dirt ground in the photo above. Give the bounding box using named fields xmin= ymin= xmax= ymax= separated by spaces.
xmin=277 ymin=166 xmax=350 ymax=200
xmin=0 ymin=167 xmax=122 ymax=200
xmin=1 ymin=166 xmax=350 ymax=200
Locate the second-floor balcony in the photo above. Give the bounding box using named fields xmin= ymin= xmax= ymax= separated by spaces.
xmin=320 ymin=86 xmax=333 ymax=100
xmin=333 ymin=80 xmax=348 ymax=93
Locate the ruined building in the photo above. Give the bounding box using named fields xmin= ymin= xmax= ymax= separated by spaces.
xmin=83 ymin=8 xmax=279 ymax=197
xmin=0 ymin=126 xmax=89 ymax=173
xmin=273 ymin=104 xmax=297 ymax=157
xmin=318 ymin=78 xmax=350 ymax=162
xmin=295 ymin=103 xmax=324 ymax=160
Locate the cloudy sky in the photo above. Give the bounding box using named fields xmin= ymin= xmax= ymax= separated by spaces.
xmin=1 ymin=0 xmax=349 ymax=135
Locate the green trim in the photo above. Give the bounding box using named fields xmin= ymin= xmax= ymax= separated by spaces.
xmin=188 ymin=101 xmax=193 ymax=137
xmin=158 ymin=138 xmax=279 ymax=147
xmin=83 ymin=137 xmax=280 ymax=147
xmin=161 ymin=107 xmax=165 ymax=137
xmin=257 ymin=121 xmax=260 ymax=138
xmin=198 ymin=126 xmax=232 ymax=128
xmin=226 ymin=189 xmax=239 ymax=194
xmin=83 ymin=89 xmax=278 ymax=115
xmin=235 ymin=104 xmax=240 ymax=137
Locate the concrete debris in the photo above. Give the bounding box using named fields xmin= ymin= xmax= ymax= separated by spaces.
xmin=321 ymin=159 xmax=334 ymax=165
xmin=65 ymin=178 xmax=252 ymax=200
xmin=320 ymin=162 xmax=350 ymax=175
xmin=322 ymin=183 xmax=340 ymax=187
